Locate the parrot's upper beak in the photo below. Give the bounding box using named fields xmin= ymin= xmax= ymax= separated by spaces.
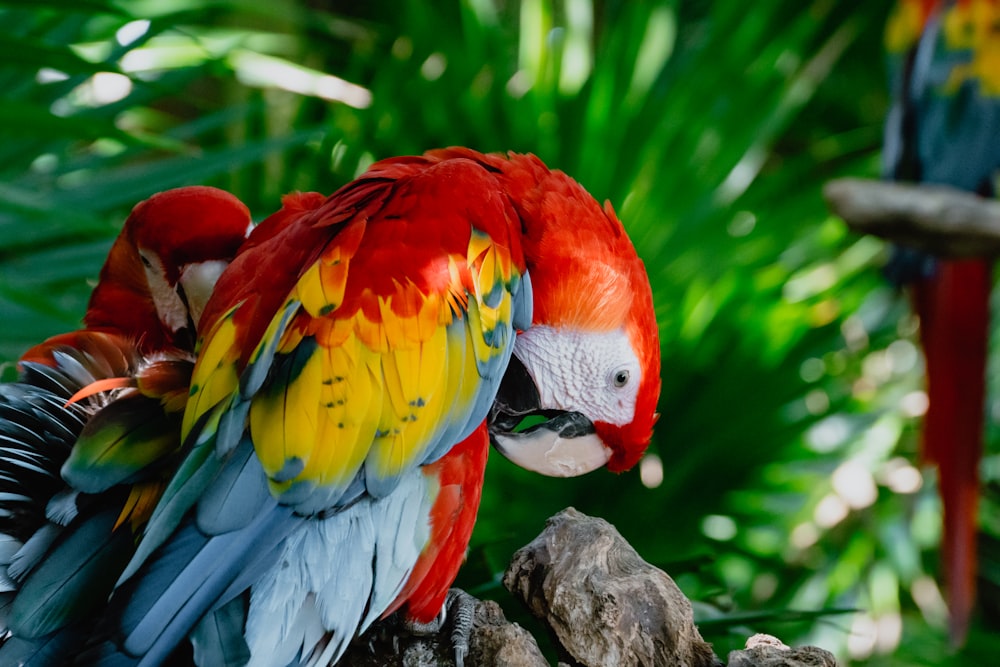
xmin=488 ymin=356 xmax=611 ymax=477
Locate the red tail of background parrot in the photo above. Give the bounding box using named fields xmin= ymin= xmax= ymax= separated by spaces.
xmin=0 ymin=187 xmax=251 ymax=663
xmin=884 ymin=0 xmax=1000 ymax=645
xmin=74 ymin=149 xmax=659 ymax=666
xmin=913 ymin=260 xmax=990 ymax=645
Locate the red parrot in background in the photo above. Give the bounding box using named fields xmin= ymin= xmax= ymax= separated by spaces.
xmin=883 ymin=0 xmax=1000 ymax=644
xmin=55 ymin=148 xmax=657 ymax=667
xmin=21 ymin=186 xmax=252 ymax=365
xmin=0 ymin=187 xmax=252 ymax=662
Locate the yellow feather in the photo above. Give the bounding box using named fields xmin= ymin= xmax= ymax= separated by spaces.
xmin=467 ymin=230 xmax=493 ymax=266
xmin=249 ymin=390 xmax=290 ymax=478
xmin=280 ymin=349 xmax=324 ymax=465
xmin=478 ymin=246 xmax=497 ymax=298
xmin=295 ymin=254 xmax=355 ymax=320
xmin=440 ymin=322 xmax=467 ymax=401
xmin=458 ymin=320 xmax=486 ymax=388
xmin=302 ymin=341 xmax=381 ymax=486
xmin=378 ymin=293 xmax=409 ymax=352
xmin=355 ymin=304 xmax=386 ymax=353
xmin=407 ymin=329 xmax=450 ymax=442
xmin=296 ymin=261 xmax=332 ymax=319
xmin=367 ymin=321 xmax=451 ymax=478
xmin=443 ymin=256 xmax=468 ymax=321
xmin=464 ymin=299 xmax=491 ymax=369
xmin=379 ymin=348 xmax=409 ymax=427
xmin=416 ymin=290 xmax=441 ymax=340
xmin=183 ymin=313 xmax=240 ymax=437
xmin=317 ymin=316 xmax=353 ymax=349
xmin=320 ymin=259 xmax=351 ymax=308
xmin=114 ymin=480 xmax=166 ymax=531
xmin=277 ymin=322 xmax=306 ymax=355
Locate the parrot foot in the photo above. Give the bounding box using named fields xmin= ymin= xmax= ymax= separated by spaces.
xmin=401 ymin=588 xmax=476 ymax=667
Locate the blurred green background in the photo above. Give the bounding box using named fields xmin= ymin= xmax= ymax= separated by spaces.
xmin=1 ymin=0 xmax=998 ymax=664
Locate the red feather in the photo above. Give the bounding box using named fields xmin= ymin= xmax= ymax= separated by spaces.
xmin=388 ymin=425 xmax=489 ymax=623
xmin=913 ymin=259 xmax=991 ymax=644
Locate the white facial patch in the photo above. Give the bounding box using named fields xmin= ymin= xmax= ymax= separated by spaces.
xmin=139 ymin=249 xmax=188 ymax=334
xmin=512 ymin=326 xmax=641 ymax=426
xmin=180 ymin=259 xmax=229 ymax=328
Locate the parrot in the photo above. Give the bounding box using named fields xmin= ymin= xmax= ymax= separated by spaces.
xmin=57 ymin=147 xmax=659 ymax=666
xmin=20 ymin=186 xmax=253 ymax=365
xmin=883 ymin=0 xmax=1000 ymax=644
xmin=0 ymin=186 xmax=253 ymax=662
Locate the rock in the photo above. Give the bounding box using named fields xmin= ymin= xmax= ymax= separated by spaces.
xmin=503 ymin=507 xmax=721 ymax=667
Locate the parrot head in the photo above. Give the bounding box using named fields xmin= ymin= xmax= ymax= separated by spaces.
xmin=84 ymin=186 xmax=252 ymax=350
xmin=427 ymin=150 xmax=661 ymax=477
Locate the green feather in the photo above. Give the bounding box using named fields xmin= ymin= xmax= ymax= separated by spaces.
xmin=61 ymin=395 xmax=181 ymax=494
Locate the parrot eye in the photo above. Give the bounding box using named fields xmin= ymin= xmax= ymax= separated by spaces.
xmin=139 ymin=252 xmax=153 ymax=269
xmin=612 ymin=368 xmax=630 ymax=388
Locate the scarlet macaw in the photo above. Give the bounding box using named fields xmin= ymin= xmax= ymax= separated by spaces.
xmin=65 ymin=148 xmax=659 ymax=666
xmin=20 ymin=186 xmax=252 ymax=365
xmin=0 ymin=187 xmax=252 ymax=662
xmin=884 ymin=0 xmax=1000 ymax=644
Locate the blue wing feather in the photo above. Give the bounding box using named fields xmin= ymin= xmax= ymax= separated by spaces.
xmin=195 ymin=437 xmax=271 ymax=535
xmin=190 ymin=595 xmax=251 ymax=667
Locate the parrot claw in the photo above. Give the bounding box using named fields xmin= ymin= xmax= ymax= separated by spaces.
xmin=400 ymin=588 xmax=477 ymax=667
xmin=447 ymin=588 xmax=475 ymax=667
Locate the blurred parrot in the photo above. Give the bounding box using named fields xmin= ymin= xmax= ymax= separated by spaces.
xmin=68 ymin=148 xmax=659 ymax=666
xmin=884 ymin=0 xmax=1000 ymax=644
xmin=0 ymin=187 xmax=252 ymax=662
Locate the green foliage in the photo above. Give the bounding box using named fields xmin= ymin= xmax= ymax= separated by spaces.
xmin=1 ymin=1 xmax=998 ymax=663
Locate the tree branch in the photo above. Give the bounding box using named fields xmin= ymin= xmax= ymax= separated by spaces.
xmin=823 ymin=177 xmax=1000 ymax=257
xmin=503 ymin=508 xmax=839 ymax=667
xmin=348 ymin=508 xmax=840 ymax=666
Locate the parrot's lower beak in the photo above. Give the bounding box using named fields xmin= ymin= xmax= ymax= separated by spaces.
xmin=488 ymin=356 xmax=611 ymax=477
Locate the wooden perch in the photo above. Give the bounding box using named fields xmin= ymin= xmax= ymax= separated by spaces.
xmin=503 ymin=508 xmax=839 ymax=667
xmin=342 ymin=595 xmax=547 ymax=666
xmin=823 ymin=177 xmax=1000 ymax=257
xmin=347 ymin=508 xmax=839 ymax=666
xmin=504 ymin=507 xmax=719 ymax=667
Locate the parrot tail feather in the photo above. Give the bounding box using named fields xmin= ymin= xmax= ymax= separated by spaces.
xmin=91 ymin=504 xmax=294 ymax=666
xmin=915 ymin=258 xmax=991 ymax=646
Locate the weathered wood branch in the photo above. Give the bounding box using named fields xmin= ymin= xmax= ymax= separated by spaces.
xmin=504 ymin=507 xmax=719 ymax=667
xmin=347 ymin=508 xmax=839 ymax=666
xmin=823 ymin=177 xmax=1000 ymax=257
xmin=343 ymin=595 xmax=547 ymax=666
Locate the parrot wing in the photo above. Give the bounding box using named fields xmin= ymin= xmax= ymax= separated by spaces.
xmin=0 ymin=332 xmax=194 ymax=662
xmin=1 ymin=185 xmax=252 ymax=664
xmin=105 ymin=160 xmax=532 ymax=664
